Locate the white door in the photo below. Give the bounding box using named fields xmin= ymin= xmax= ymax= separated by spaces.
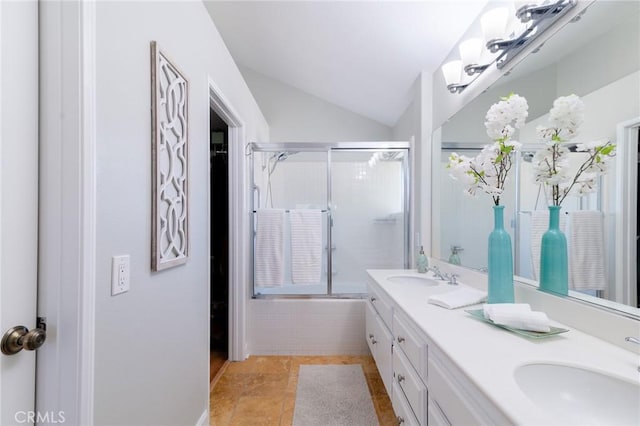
xmin=0 ymin=1 xmax=40 ymax=424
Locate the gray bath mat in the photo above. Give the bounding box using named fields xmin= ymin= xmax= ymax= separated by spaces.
xmin=292 ymin=364 xmax=379 ymax=426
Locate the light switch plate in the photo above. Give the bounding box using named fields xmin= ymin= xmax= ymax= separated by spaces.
xmin=111 ymin=255 xmax=130 ymax=296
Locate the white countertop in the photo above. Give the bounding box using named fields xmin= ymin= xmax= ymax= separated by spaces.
xmin=367 ymin=269 xmax=640 ymax=426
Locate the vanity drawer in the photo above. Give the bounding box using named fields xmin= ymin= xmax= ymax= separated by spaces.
xmin=368 ymin=284 xmax=392 ymax=329
xmin=393 ymin=313 xmax=427 ymax=380
xmin=427 ymin=355 xmax=483 ymax=426
xmin=392 ymin=382 xmax=420 ymax=426
xmin=393 ymin=344 xmax=427 ymax=424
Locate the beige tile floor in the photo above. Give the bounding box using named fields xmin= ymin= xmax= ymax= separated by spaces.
xmin=209 ymin=355 xmax=396 ymax=426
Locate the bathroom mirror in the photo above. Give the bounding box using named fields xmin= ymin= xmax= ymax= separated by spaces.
xmin=432 ymin=0 xmax=640 ymax=315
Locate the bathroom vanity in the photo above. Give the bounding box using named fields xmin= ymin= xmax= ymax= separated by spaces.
xmin=366 ymin=269 xmax=640 ymax=426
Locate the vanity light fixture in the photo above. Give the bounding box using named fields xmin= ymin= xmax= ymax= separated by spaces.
xmin=492 ymin=0 xmax=575 ymax=69
xmin=459 ymin=38 xmax=490 ymax=76
xmin=442 ymin=0 xmax=576 ymax=94
xmin=481 ymin=7 xmax=510 ymax=45
xmin=441 ymin=60 xmax=468 ymax=94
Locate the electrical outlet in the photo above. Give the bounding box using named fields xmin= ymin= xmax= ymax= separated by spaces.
xmin=111 ymin=255 xmax=130 ymax=296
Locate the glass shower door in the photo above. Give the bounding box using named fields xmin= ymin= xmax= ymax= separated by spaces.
xmin=252 ymin=150 xmax=329 ymax=295
xmin=330 ymin=149 xmax=409 ymax=294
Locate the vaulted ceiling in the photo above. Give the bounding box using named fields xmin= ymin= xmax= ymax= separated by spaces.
xmin=204 ymin=1 xmax=488 ymax=127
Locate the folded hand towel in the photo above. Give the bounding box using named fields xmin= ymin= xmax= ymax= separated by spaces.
xmin=482 ymin=303 xmax=551 ymax=332
xmin=490 ymin=310 xmax=551 ymax=333
xmin=254 ymin=209 xmax=285 ymax=287
xmin=483 ymin=303 xmax=532 ymax=320
xmin=428 ymin=287 xmax=487 ymax=309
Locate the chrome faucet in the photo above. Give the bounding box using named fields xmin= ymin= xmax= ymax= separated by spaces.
xmin=443 ymin=273 xmax=459 ymax=285
xmin=428 ymin=266 xmax=446 ymax=280
xmin=625 ymin=336 xmax=640 ymax=345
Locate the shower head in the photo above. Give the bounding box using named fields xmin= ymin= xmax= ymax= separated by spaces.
xmin=268 ymin=151 xmax=298 ymax=175
xmin=273 ymin=151 xmax=298 ymax=162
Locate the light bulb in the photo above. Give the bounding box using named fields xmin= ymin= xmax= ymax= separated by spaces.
xmin=481 ymin=7 xmax=510 ymax=42
xmin=441 ymin=60 xmax=462 ymax=86
xmin=459 ymin=38 xmax=483 ymax=66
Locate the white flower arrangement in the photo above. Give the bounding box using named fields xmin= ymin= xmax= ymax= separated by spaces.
xmin=531 ymin=94 xmax=616 ymax=206
xmin=448 ymin=93 xmax=529 ymax=206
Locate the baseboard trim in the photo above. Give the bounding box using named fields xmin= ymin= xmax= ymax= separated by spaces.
xmin=195 ymin=408 xmax=208 ymax=426
xmin=210 ymin=360 xmax=230 ymax=393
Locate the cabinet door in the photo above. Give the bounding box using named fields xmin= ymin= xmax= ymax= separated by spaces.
xmin=394 ymin=313 xmax=427 ymax=381
xmin=368 ymin=286 xmax=393 ymax=327
xmin=374 ymin=312 xmax=394 ymax=397
xmin=365 ymin=301 xmax=377 ymax=355
xmin=393 ymin=345 xmax=427 ymax=423
xmin=366 ymin=301 xmax=393 ymax=396
xmin=428 ymin=396 xmax=452 ymax=426
xmin=393 ymin=382 xmax=420 ymax=426
xmin=428 ymin=354 xmax=484 ymax=425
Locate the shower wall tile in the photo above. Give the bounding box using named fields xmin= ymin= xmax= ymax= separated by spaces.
xmin=248 ymin=299 xmax=369 ymax=355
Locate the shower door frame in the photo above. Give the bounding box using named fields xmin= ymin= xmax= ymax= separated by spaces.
xmin=249 ymin=141 xmax=411 ymax=299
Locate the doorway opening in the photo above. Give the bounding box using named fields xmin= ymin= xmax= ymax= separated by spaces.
xmin=210 ymin=108 xmax=229 ymax=382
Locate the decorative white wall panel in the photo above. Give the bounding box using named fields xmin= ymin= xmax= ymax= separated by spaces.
xmin=151 ymin=41 xmax=189 ymax=270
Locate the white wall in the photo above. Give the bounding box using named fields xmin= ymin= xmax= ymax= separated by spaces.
xmin=555 ymin=12 xmax=639 ymax=98
xmin=94 ymin=2 xmax=268 ymax=425
xmin=240 ymin=65 xmax=392 ymax=142
xmin=393 ymin=75 xmax=421 ymax=257
xmin=442 ymin=65 xmax=558 ymax=144
xmin=392 ymin=72 xmax=432 ymax=260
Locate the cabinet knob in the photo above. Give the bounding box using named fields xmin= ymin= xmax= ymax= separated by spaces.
xmin=397 ymin=415 xmax=405 ymax=424
xmin=397 ymin=374 xmax=405 ymax=383
xmin=397 ymin=336 xmax=405 ymax=343
xmin=371 ymin=339 xmax=377 ymax=345
xmin=369 ymin=333 xmax=374 ymax=339
xmin=370 ymin=297 xmax=377 ymax=302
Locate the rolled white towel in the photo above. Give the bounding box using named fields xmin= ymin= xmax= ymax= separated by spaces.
xmin=428 ymin=287 xmax=487 ymax=310
xmin=483 ymin=303 xmax=532 ymax=320
xmin=490 ymin=310 xmax=551 ymax=333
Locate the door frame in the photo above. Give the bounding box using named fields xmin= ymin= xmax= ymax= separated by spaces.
xmin=208 ymin=78 xmax=247 ymax=361
xmin=615 ymin=117 xmax=639 ymax=306
xmin=37 ymin=1 xmax=96 ymax=424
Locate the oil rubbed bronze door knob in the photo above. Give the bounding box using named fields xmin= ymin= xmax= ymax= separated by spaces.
xmin=1 ymin=324 xmax=47 ymax=355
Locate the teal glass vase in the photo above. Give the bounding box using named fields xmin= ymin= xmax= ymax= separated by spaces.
xmin=487 ymin=205 xmax=514 ymax=303
xmin=539 ymin=205 xmax=568 ymax=295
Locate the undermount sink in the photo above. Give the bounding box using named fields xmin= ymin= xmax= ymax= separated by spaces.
xmin=514 ymin=363 xmax=640 ymax=425
xmin=386 ymin=275 xmax=438 ymax=286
